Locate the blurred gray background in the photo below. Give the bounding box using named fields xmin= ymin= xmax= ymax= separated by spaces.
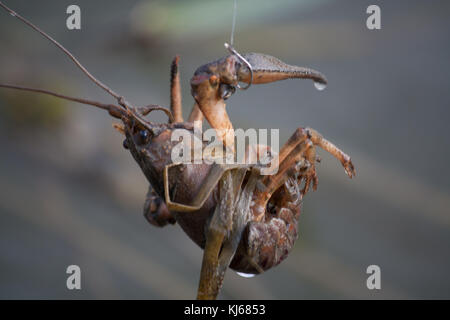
xmin=0 ymin=0 xmax=449 ymax=299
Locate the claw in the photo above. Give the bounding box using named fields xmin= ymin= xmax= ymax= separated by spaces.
xmin=341 ymin=156 xmax=356 ymax=178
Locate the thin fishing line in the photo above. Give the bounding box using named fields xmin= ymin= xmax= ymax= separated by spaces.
xmin=230 ymin=0 xmax=237 ymax=46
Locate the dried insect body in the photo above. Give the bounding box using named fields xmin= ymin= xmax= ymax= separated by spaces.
xmin=0 ymin=2 xmax=354 ymax=300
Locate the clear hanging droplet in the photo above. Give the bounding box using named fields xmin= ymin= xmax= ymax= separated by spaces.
xmin=10 ymin=12 xmax=17 ymax=17
xmin=236 ymin=272 xmax=256 ymax=278
xmin=314 ymin=81 xmax=327 ymax=91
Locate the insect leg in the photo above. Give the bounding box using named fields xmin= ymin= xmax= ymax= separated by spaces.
xmin=267 ymin=127 xmax=355 ymax=192
xmin=198 ymin=98 xmax=234 ymax=150
xmin=251 ymin=141 xmax=312 ymax=220
xmin=197 ymin=168 xmax=247 ymax=300
xmin=191 ymin=74 xmax=235 ymax=150
xmin=197 ymin=216 xmax=226 ymax=300
xmin=253 ymin=127 xmax=355 ymax=211
xmin=170 ymin=56 xmax=183 ymax=122
xmin=306 ymin=128 xmax=355 ymax=178
xmin=276 ymin=128 xmax=310 ymax=164
xmin=187 ymin=103 xmax=204 ymax=122
xmin=143 ymin=186 xmax=175 ymax=227
xmin=164 ymin=163 xmax=247 ymax=212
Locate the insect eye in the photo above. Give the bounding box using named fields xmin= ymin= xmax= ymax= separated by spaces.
xmin=123 ymin=139 xmax=129 ymax=150
xmin=219 ymin=84 xmax=236 ymax=100
xmin=138 ymin=130 xmax=150 ymax=145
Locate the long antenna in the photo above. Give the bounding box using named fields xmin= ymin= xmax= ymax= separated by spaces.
xmin=0 ymin=83 xmax=125 ymax=118
xmin=0 ymin=1 xmax=126 ymax=107
xmin=230 ymin=0 xmax=237 ymax=46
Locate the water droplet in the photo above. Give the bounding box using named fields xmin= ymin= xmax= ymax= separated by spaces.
xmin=314 ymin=81 xmax=327 ymax=91
xmin=10 ymin=12 xmax=17 ymax=17
xmin=236 ymin=272 xmax=256 ymax=278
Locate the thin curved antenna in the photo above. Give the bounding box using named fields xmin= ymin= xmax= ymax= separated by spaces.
xmin=0 ymin=1 xmax=126 ymax=107
xmin=0 ymin=83 xmax=124 ymax=118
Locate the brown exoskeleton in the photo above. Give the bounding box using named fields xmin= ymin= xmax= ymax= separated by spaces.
xmin=0 ymin=2 xmax=355 ymax=300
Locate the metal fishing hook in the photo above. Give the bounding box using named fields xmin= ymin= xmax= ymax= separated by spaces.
xmin=224 ymin=42 xmax=253 ymax=90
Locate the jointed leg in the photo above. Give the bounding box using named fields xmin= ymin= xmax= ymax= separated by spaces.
xmin=252 ymin=127 xmax=355 ymax=217
xmin=274 ymin=127 xmax=354 ymax=180
xmin=301 ymin=144 xmax=318 ymax=194
xmin=191 ymin=75 xmax=235 ymax=150
xmin=197 ymin=221 xmax=226 ymax=300
xmin=143 ymin=186 xmax=175 ymax=227
xmin=164 ymin=162 xmax=248 ymax=299
xmin=170 ymin=56 xmax=183 ymax=122
xmin=197 ymin=168 xmax=247 ymax=300
xmin=199 ymin=98 xmax=235 ymax=150
xmin=252 ymin=141 xmax=312 ymax=220
xmin=307 ymin=128 xmax=355 ymax=177
xmin=276 ymin=128 xmax=310 ymax=165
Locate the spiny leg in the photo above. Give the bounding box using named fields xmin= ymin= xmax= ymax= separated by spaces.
xmin=276 ymin=127 xmax=310 ymax=165
xmin=301 ymin=144 xmax=318 ymax=195
xmin=258 ymin=128 xmax=317 ymax=199
xmin=307 ymin=128 xmax=355 ymax=178
xmin=143 ymin=186 xmax=175 ymax=227
xmin=170 ymin=56 xmax=183 ymax=122
xmin=252 ymin=127 xmax=355 ymax=216
xmin=252 ymin=141 xmax=312 ymax=220
xmin=274 ymin=127 xmax=355 ymax=180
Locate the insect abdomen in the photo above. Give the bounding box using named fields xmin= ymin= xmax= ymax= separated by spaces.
xmin=230 ymin=177 xmax=302 ymax=274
